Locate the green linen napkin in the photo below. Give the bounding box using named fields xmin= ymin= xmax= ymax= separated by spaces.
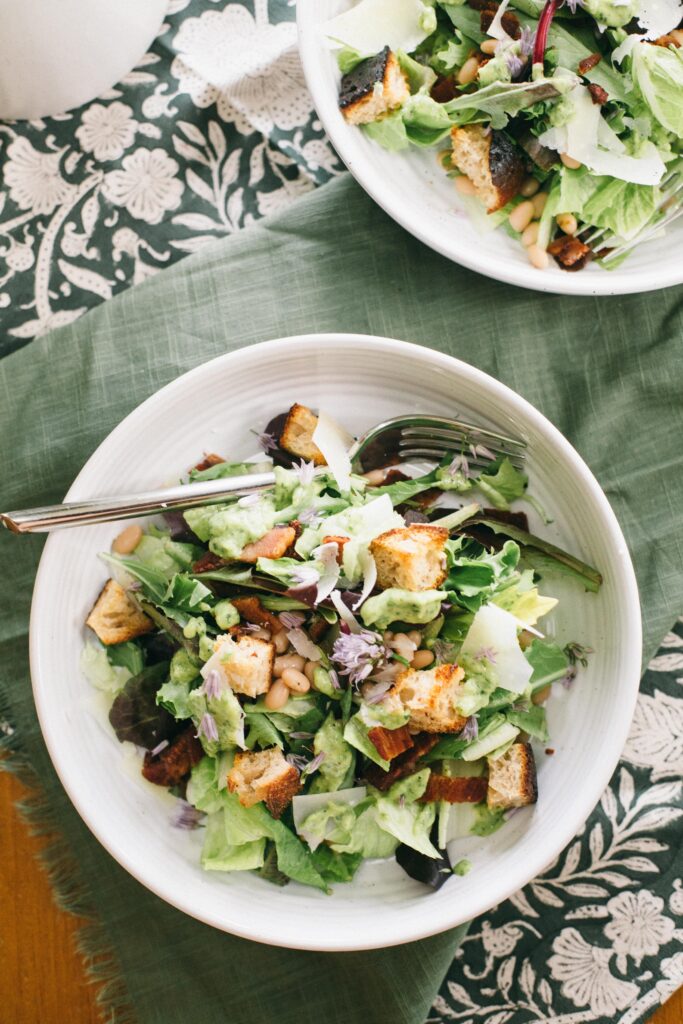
xmin=1 ymin=173 xmax=682 ymax=1024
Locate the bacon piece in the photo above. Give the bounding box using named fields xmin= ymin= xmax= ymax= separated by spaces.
xmin=548 ymin=235 xmax=592 ymax=272
xmin=231 ymin=595 xmax=283 ymax=633
xmin=588 ymin=83 xmax=608 ymax=105
xmin=239 ymin=526 xmax=296 ymax=563
xmin=364 ymin=733 xmax=439 ymax=791
xmin=193 ymin=453 xmax=225 ymax=472
xmin=419 ymin=774 xmax=488 ymax=803
xmin=142 ymin=726 xmax=204 ymax=787
xmin=322 ymin=534 xmax=350 ymax=566
xmin=578 ymin=52 xmax=601 ymax=74
xmin=192 ymin=551 xmax=227 ymax=573
xmin=368 ymin=725 xmax=414 ymax=761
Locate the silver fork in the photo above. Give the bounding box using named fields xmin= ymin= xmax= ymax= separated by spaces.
xmin=0 ymin=414 xmax=526 ymax=533
xmin=580 ymin=163 xmax=683 ymax=264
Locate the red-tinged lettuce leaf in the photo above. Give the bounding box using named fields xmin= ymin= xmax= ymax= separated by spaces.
xmin=108 ymin=661 xmax=180 ymax=749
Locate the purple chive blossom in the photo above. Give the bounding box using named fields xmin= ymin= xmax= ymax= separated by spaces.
xmin=398 ymin=795 xmax=406 ymax=809
xmin=302 ymin=751 xmax=326 ymax=776
xmin=279 ymin=610 xmax=306 ymax=630
xmin=252 ymin=429 xmax=278 ymax=453
xmin=476 ymin=646 xmax=498 ymax=664
xmin=150 ymin=739 xmax=169 ymax=757
xmin=561 ymin=665 xmax=578 ymax=689
xmin=289 ymin=731 xmax=315 ymax=740
xmin=128 ymin=580 xmax=142 ymax=591
xmin=519 ymin=25 xmax=536 ymax=57
xmin=505 ymin=49 xmax=527 ymax=77
xmin=286 ymin=753 xmax=310 ymax=772
xmin=564 ymin=0 xmax=584 ymax=12
xmin=447 ymin=453 xmax=471 ymax=479
xmin=239 ymin=622 xmax=263 ymax=633
xmin=197 ymin=712 xmax=219 ymax=744
xmin=171 ymin=801 xmax=206 ymax=831
xmin=298 ymin=506 xmax=321 ymax=527
xmin=291 ymin=565 xmax=320 ymax=586
xmin=294 ymin=459 xmax=315 ymax=486
xmin=363 ymin=679 xmax=394 ymax=704
xmin=331 ymin=629 xmax=388 ymax=685
xmin=441 ymin=600 xmax=452 ymax=614
xmin=432 ymin=640 xmax=459 ymax=664
xmin=237 ymin=492 xmax=261 ymax=508
xmin=459 ymin=716 xmax=479 ymax=742
xmin=564 ymin=641 xmax=593 ymax=668
xmin=504 ymin=806 xmax=523 ymax=821
xmin=328 ymin=668 xmax=341 ymax=690
xmin=201 ymin=670 xmax=223 ymax=700
xmin=470 ymin=442 xmax=497 ymax=462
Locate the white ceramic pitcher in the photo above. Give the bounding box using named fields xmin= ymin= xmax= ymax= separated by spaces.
xmin=0 ymin=0 xmax=168 ymax=120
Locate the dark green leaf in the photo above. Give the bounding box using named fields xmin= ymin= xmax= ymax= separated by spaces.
xmin=310 ymin=846 xmax=363 ymax=884
xmin=108 ymin=662 xmax=177 ymax=748
xmin=253 ymin=842 xmax=289 ymax=887
xmin=106 ymin=641 xmax=145 ymax=676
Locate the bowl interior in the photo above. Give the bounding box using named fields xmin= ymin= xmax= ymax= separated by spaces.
xmin=29 ymin=334 xmax=640 ymax=950
xmin=297 ymin=0 xmax=683 ymax=297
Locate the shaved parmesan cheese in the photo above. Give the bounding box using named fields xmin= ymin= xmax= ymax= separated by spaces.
xmin=460 ymin=603 xmax=533 ymax=695
xmin=487 ymin=0 xmax=512 ymax=40
xmin=330 ymin=589 xmax=363 ymax=632
xmin=312 ymin=411 xmax=353 ymax=493
xmin=352 ymin=548 xmax=377 ymax=609
xmin=324 ymin=0 xmax=432 ymax=54
xmin=637 ymin=0 xmax=683 ymax=37
xmin=293 ymin=786 xmax=367 ymax=831
xmin=312 ymin=541 xmax=342 ymax=604
xmin=539 ymin=84 xmax=666 ymax=185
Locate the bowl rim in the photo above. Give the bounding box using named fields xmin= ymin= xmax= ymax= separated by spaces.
xmin=29 ymin=333 xmax=642 ymax=949
xmin=296 ymin=0 xmax=683 ymax=297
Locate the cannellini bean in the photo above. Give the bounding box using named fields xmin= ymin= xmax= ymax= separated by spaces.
xmin=509 ymin=200 xmax=535 ymax=233
xmin=407 ymin=630 xmax=423 ymax=646
xmin=455 ymin=175 xmax=477 ymax=196
xmin=527 ymin=244 xmax=549 ymax=269
xmin=556 ymin=212 xmax=578 ymax=235
xmin=304 ymin=661 xmax=317 ymax=683
xmin=457 ymin=55 xmax=480 ymax=85
xmin=250 ymin=627 xmax=271 ymax=641
xmin=281 ymin=668 xmax=311 ymax=693
xmin=531 ymin=191 xmax=548 ymax=218
xmin=383 ymin=630 xmax=394 ymax=643
xmin=273 ymin=630 xmax=290 ymax=654
xmin=411 ymin=649 xmax=435 ymax=669
xmin=480 ymin=38 xmax=498 ymax=55
xmin=560 ymin=152 xmax=582 ymax=170
xmin=274 ymin=653 xmax=305 ymax=676
xmin=111 ymin=524 xmax=143 ymax=555
xmin=519 ymin=176 xmax=540 ymax=198
xmin=363 ymin=468 xmax=387 ymax=485
xmin=392 ymin=632 xmax=417 ymax=661
xmin=265 ymin=680 xmax=290 ymax=710
xmin=532 ymin=684 xmax=552 ymax=705
xmin=521 ymin=222 xmax=540 ymax=247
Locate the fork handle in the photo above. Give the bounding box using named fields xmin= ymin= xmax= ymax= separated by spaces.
xmin=0 ymin=472 xmax=277 ymax=534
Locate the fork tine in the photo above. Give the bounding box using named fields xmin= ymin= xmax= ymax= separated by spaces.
xmin=398 ymin=439 xmax=526 ymax=469
xmin=400 ymin=426 xmax=526 ymax=458
xmin=400 ymin=422 xmax=526 ymax=449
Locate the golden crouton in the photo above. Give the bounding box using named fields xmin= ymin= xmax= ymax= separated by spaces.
xmin=451 ymin=124 xmax=525 ymax=213
xmin=239 ymin=526 xmax=296 ymax=563
xmin=208 ymin=634 xmax=274 ymax=699
xmin=86 ymin=579 xmax=153 ymax=646
xmin=339 ymin=47 xmax=410 ymax=126
xmin=487 ymin=742 xmax=538 ymax=810
xmin=227 ymin=747 xmax=300 ymax=818
xmin=393 ymin=663 xmax=467 ymax=734
xmin=370 ymin=524 xmax=449 ymax=592
xmin=279 ymin=403 xmax=326 ymax=465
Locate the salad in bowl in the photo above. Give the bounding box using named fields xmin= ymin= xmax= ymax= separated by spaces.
xmin=323 ymin=0 xmax=683 ymax=272
xmin=82 ymin=401 xmax=600 ymax=894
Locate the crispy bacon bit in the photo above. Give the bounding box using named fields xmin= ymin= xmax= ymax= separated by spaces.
xmin=419 ymin=774 xmax=488 ymax=803
xmin=548 ymin=234 xmax=592 ymax=272
xmin=480 ymin=8 xmax=521 ymax=38
xmin=364 ymin=733 xmax=439 ymax=791
xmin=308 ymin=615 xmax=329 ymax=642
xmin=192 ymin=551 xmax=227 ymax=573
xmin=142 ymin=726 xmax=203 ymax=787
xmin=588 ymin=83 xmax=608 ymax=105
xmin=322 ymin=534 xmax=350 ymax=566
xmin=382 ymin=469 xmax=410 ymax=485
xmin=545 ymin=748 xmax=555 ymax=755
xmin=239 ymin=526 xmax=296 ymax=563
xmin=193 ymin=453 xmax=225 ymax=473
xmin=654 ymin=33 xmax=682 ymax=47
xmin=368 ymin=725 xmax=414 ymax=761
xmin=431 ymin=74 xmax=462 ymax=104
xmin=578 ymin=52 xmax=602 ymax=74
xmin=231 ymin=595 xmax=283 ymax=633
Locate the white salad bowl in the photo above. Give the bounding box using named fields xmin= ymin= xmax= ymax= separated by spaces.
xmin=30 ymin=334 xmax=641 ymax=950
xmin=297 ymin=0 xmax=683 ymax=296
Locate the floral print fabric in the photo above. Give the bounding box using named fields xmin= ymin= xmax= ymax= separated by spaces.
xmin=0 ymin=0 xmax=342 ymax=350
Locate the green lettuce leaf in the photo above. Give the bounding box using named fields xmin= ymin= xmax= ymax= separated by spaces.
xmin=375 ymin=769 xmax=440 ymax=857
xmin=524 ymin=637 xmax=570 ymax=690
xmin=476 ymin=458 xmax=528 ymax=509
xmin=632 ymin=41 xmax=683 ymax=136
xmin=308 ymin=715 xmax=356 ymax=794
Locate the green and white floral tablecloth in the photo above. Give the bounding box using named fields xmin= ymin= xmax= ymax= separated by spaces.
xmin=0 ymin=2 xmax=681 ymax=1021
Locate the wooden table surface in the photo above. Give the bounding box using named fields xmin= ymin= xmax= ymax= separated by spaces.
xmin=2 ymin=768 xmax=681 ymax=1024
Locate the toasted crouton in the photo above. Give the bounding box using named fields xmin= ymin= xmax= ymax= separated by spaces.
xmin=393 ymin=663 xmax=467 ymax=734
xmin=228 ymin=748 xmax=300 ymax=818
xmin=239 ymin=526 xmax=296 ymax=563
xmin=451 ymin=124 xmax=525 ymax=213
xmin=339 ymin=47 xmax=409 ymax=125
xmin=487 ymin=742 xmax=538 ymax=810
xmin=208 ymin=634 xmax=274 ymax=698
xmin=86 ymin=579 xmax=153 ymax=646
xmin=370 ymin=524 xmax=448 ymax=592
xmin=279 ymin=403 xmax=326 ymax=465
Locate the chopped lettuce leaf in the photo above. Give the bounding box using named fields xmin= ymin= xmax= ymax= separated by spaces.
xmin=299 ymin=802 xmax=357 ymax=851
xmin=106 ymin=641 xmax=145 ymax=677
xmin=187 ymin=683 xmax=245 ymax=755
xmin=525 ymin=638 xmax=570 ymax=690
xmin=631 ymin=38 xmax=683 ymax=136
xmin=308 ymin=715 xmax=356 ymax=794
xmin=310 ymin=845 xmax=363 ymax=884
xmin=506 ymin=703 xmax=549 ymax=741
xmin=201 ymin=812 xmax=265 ymax=872
xmin=81 ymin=642 xmax=132 ymax=695
xmin=375 ymin=769 xmax=440 ymax=858
xmin=476 ymin=458 xmax=528 ymax=510
xmin=471 ymin=804 xmax=507 ymax=836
